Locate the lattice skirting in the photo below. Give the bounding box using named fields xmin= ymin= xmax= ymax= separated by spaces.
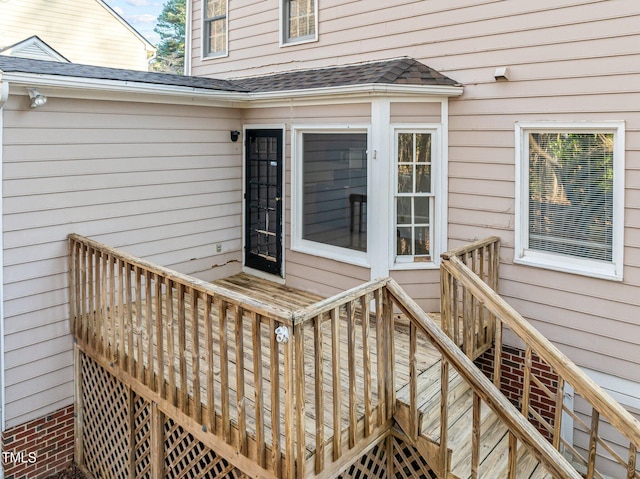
xmin=335 ymin=433 xmax=436 ymax=479
xmin=79 ymin=351 xmax=245 ymax=479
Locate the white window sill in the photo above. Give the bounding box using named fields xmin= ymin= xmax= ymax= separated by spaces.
xmin=514 ymin=250 xmax=622 ymax=282
xmin=390 ymin=259 xmax=440 ymax=271
xmin=292 ymin=240 xmax=370 ymax=269
xmin=280 ymin=36 xmax=318 ymax=48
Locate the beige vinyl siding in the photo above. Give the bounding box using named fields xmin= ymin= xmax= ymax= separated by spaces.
xmin=2 ymin=95 xmax=242 ymax=427
xmin=0 ymin=0 xmax=153 ymax=70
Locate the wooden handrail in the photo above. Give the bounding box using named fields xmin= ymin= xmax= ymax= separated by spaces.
xmin=443 ymin=255 xmax=640 ymax=451
xmin=385 ymin=279 xmax=583 ymax=479
xmin=290 ymin=276 xmax=390 ymax=324
xmin=440 ymin=236 xmax=501 ymax=260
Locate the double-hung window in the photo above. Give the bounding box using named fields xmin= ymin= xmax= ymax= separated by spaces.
xmin=203 ymin=0 xmax=227 ymax=57
xmin=292 ymin=128 xmax=369 ymax=266
xmin=282 ymin=0 xmax=317 ymax=45
xmin=394 ymin=131 xmax=437 ymax=265
xmin=515 ymin=122 xmax=625 ymax=280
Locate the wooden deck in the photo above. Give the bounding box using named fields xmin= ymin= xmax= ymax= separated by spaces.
xmin=108 ymin=273 xmax=442 ymax=465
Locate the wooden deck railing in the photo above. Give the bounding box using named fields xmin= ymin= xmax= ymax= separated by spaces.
xmin=386 ymin=279 xmax=581 ymax=479
xmin=440 ymin=236 xmax=500 ymax=360
xmin=440 ymin=238 xmax=640 ymax=479
xmin=69 ymin=234 xmax=299 ymax=479
xmin=69 ymin=234 xmax=396 ymax=478
xmin=290 ymin=278 xmax=394 ymax=477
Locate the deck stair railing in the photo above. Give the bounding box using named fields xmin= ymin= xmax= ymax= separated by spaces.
xmin=440 ymin=237 xmax=640 ymax=479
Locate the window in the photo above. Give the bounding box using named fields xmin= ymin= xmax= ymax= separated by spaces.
xmin=282 ymin=0 xmax=317 ymax=44
xmin=515 ymin=122 xmax=625 ymax=280
xmin=203 ymin=0 xmax=227 ymax=57
xmin=292 ymin=129 xmax=368 ymax=265
xmin=395 ymin=132 xmax=434 ymax=264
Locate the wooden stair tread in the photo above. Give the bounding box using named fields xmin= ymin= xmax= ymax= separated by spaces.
xmin=394 ymin=357 xmax=557 ymax=479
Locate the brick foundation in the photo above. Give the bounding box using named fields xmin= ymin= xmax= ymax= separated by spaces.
xmin=2 ymin=404 xmax=75 ymax=479
xmin=475 ymin=344 xmax=559 ymax=441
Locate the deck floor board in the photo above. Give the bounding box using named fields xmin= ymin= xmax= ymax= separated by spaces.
xmin=105 ymin=273 xmax=443 ymax=464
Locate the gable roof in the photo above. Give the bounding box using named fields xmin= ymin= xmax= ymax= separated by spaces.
xmin=0 ymin=36 xmax=70 ymax=63
xmin=0 ymin=56 xmax=462 ymax=100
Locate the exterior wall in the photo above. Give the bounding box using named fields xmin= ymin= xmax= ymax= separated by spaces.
xmin=189 ymin=0 xmax=640 ymax=460
xmin=2 ymin=93 xmax=243 ymax=428
xmin=191 ymin=0 xmax=640 ymax=392
xmin=1 ymin=405 xmax=74 ymax=479
xmin=0 ymin=0 xmax=153 ymax=70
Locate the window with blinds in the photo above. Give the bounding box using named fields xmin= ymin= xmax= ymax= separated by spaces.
xmin=528 ymin=132 xmax=613 ymax=261
xmin=516 ymin=123 xmax=625 ymax=280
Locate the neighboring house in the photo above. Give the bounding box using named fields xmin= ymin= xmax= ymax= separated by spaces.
xmin=0 ymin=0 xmax=639 ymax=478
xmin=0 ymin=0 xmax=155 ymax=70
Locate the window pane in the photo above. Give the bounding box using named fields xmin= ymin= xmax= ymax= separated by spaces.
xmin=206 ymin=0 xmax=225 ymax=18
xmin=302 ymin=133 xmax=367 ymax=251
xmin=416 ymin=134 xmax=431 ymax=163
xmin=414 ymin=226 xmax=430 ymax=256
xmin=287 ymin=0 xmax=315 ymax=40
xmin=528 ymin=132 xmax=613 ymax=261
xmin=397 ymin=197 xmax=411 ymax=225
xmin=398 ymin=133 xmax=413 ymax=163
xmin=398 ymin=164 xmax=413 ymax=193
xmin=416 ymin=165 xmax=431 ymax=193
xmin=397 ymin=227 xmax=412 ymax=255
xmin=414 ymin=197 xmax=430 ymax=224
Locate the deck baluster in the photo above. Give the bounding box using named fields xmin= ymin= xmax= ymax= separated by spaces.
xmin=234 ymin=304 xmax=246 ymax=454
xmin=331 ymin=306 xmax=342 ymax=461
xmin=269 ymin=318 xmax=282 ymax=477
xmin=204 ymin=295 xmax=216 ymax=435
xmin=251 ymin=311 xmax=265 ymax=467
xmin=294 ymin=321 xmax=305 ymax=478
xmin=164 ymin=278 xmax=176 ymax=407
xmin=154 ymin=276 xmax=164 ymax=396
xmin=313 ymin=314 xmax=325 ymax=474
xmin=374 ymin=288 xmax=386 ymax=425
xmin=361 ymin=294 xmax=373 ymax=437
xmin=347 ymin=300 xmax=357 ymax=448
xmin=218 ymin=299 xmax=230 ymax=443
xmin=471 ymin=392 xmax=481 ymax=479
xmin=191 ymin=289 xmax=202 ymax=424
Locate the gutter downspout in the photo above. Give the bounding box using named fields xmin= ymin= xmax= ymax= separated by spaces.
xmin=184 ymin=0 xmax=193 ymax=76
xmin=0 ymin=79 xmax=8 ymax=479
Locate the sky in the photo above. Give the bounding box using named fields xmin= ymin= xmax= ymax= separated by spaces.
xmin=103 ymin=0 xmax=165 ymax=46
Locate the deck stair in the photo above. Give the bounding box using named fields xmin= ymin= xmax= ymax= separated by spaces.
xmin=395 ymin=360 xmax=552 ymax=478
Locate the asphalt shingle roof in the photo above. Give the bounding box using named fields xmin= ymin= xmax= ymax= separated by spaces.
xmin=0 ymin=56 xmax=460 ymax=94
xmin=235 ymin=57 xmax=460 ymax=92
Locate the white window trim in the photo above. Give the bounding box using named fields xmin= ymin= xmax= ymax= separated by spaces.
xmin=514 ymin=121 xmax=625 ymax=281
xmin=201 ymin=0 xmax=229 ymax=60
xmin=291 ymin=125 xmax=371 ymax=268
xmin=279 ymin=0 xmax=319 ymax=47
xmin=390 ymin=124 xmax=444 ymax=270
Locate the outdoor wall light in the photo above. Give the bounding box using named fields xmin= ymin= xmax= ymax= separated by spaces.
xmin=230 ymin=130 xmax=240 ymax=142
xmin=27 ymin=88 xmax=47 ymax=108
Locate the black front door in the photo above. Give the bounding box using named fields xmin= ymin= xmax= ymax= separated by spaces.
xmin=245 ymin=129 xmax=283 ymax=276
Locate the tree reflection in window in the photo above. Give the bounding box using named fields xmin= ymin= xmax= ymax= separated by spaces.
xmin=396 ymin=132 xmax=432 ymax=261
